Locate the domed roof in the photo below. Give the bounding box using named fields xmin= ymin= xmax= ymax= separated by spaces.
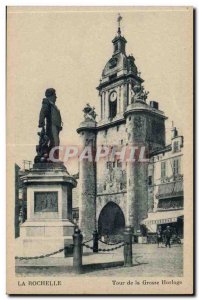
xmin=97 ymin=20 xmax=143 ymax=90
xmin=102 ymin=52 xmax=138 ymax=78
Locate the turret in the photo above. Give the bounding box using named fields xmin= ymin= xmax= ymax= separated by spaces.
xmin=124 ymin=83 xmax=167 ymax=234
xmin=76 ymin=104 xmax=97 ymax=237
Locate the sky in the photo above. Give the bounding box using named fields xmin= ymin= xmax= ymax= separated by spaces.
xmin=7 ymin=7 xmax=192 ymax=173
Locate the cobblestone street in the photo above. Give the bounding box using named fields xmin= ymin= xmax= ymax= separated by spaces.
xmin=16 ymin=243 xmax=183 ymax=277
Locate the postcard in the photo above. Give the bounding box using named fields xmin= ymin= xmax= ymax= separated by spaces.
xmin=6 ymin=6 xmax=194 ymax=295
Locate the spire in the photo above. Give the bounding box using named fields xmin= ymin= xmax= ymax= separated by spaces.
xmin=117 ymin=13 xmax=122 ymax=36
xmin=112 ymin=13 xmax=126 ymax=54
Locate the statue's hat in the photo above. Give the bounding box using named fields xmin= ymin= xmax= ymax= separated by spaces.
xmin=45 ymin=88 xmax=56 ymax=97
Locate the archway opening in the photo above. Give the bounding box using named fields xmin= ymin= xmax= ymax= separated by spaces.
xmin=98 ymin=202 xmax=125 ymax=239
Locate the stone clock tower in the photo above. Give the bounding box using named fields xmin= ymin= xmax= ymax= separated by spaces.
xmin=77 ymin=16 xmax=167 ymax=239
xmin=97 ymin=19 xmax=143 ymax=124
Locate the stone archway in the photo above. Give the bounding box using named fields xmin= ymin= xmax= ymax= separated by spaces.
xmin=98 ymin=201 xmax=125 ymax=237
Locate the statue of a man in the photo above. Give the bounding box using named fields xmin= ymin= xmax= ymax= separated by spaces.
xmin=36 ymin=88 xmax=62 ymax=161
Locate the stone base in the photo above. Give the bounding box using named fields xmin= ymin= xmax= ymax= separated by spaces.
xmin=21 ymin=237 xmax=73 ymax=258
xmin=19 ymin=220 xmax=75 ymax=257
xmin=32 ymin=161 xmax=68 ymax=172
xmin=19 ymin=162 xmax=77 ymax=259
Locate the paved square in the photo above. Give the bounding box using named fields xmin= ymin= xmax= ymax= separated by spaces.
xmin=16 ymin=243 xmax=183 ymax=277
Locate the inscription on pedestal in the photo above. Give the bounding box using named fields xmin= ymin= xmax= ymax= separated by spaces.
xmin=34 ymin=192 xmax=58 ymax=212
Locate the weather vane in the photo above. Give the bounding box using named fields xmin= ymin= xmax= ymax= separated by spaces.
xmin=117 ymin=13 xmax=122 ymax=28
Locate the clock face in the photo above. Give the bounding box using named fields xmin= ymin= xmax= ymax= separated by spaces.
xmin=110 ymin=91 xmax=117 ymax=102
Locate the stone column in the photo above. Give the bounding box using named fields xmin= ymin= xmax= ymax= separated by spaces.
xmin=116 ymin=86 xmax=120 ymax=115
xmin=105 ymin=91 xmax=109 ymax=119
xmin=120 ymin=85 xmax=124 ymax=113
xmin=77 ymin=120 xmax=97 ymax=238
xmin=123 ymin=82 xmax=128 ymax=112
xmin=118 ymin=86 xmax=121 ymax=113
xmin=103 ymin=92 xmax=106 ymax=118
xmin=128 ymin=82 xmax=132 ymax=105
xmin=100 ymin=94 xmax=103 ymax=119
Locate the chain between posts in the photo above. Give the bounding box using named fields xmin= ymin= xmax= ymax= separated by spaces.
xmin=15 ymin=239 xmax=130 ymax=260
xmin=98 ymin=239 xmax=123 ymax=246
xmin=83 ymin=237 xmax=93 ymax=244
xmin=15 ymin=245 xmax=74 ymax=260
xmin=82 ymin=242 xmax=127 ymax=252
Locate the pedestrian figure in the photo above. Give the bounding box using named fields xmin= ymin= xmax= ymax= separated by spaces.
xmin=156 ymin=227 xmax=162 ymax=247
xmin=164 ymin=226 xmax=172 ymax=248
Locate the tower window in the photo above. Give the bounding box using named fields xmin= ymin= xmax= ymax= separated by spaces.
xmin=114 ymin=43 xmax=118 ymax=52
xmin=173 ymin=141 xmax=179 ymax=153
xmin=109 ymin=99 xmax=117 ymax=119
xmin=161 ymin=161 xmax=166 ymax=178
xmin=148 ymin=176 xmax=152 ymax=186
xmin=109 ymin=74 xmax=117 ymax=81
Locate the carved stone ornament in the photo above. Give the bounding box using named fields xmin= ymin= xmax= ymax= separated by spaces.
xmin=132 ymin=84 xmax=149 ymax=103
xmin=83 ymin=103 xmax=97 ymax=121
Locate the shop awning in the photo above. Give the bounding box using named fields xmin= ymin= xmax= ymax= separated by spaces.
xmin=141 ymin=210 xmax=184 ymax=226
xmin=156 ymin=181 xmax=183 ymax=199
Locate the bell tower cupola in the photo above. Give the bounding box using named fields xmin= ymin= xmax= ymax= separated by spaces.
xmin=97 ymin=14 xmax=144 ymax=124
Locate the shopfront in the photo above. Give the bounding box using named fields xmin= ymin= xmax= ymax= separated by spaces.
xmin=141 ymin=210 xmax=184 ymax=243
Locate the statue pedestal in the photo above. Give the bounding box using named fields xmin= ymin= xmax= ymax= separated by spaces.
xmin=19 ymin=162 xmax=77 ymax=257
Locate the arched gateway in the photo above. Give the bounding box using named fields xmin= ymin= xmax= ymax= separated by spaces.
xmin=98 ymin=202 xmax=125 ymax=237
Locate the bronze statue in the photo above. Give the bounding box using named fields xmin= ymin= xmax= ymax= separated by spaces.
xmin=35 ymin=88 xmax=63 ymax=163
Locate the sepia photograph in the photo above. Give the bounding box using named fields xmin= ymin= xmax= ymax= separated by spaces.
xmin=6 ymin=6 xmax=193 ymax=295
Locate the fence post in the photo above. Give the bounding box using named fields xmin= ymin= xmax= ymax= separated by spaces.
xmin=123 ymin=226 xmax=133 ymax=267
xmin=93 ymin=229 xmax=98 ymax=253
xmin=73 ymin=227 xmax=83 ymax=274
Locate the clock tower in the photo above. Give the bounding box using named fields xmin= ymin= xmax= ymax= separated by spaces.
xmin=97 ymin=14 xmax=143 ymax=123
xmin=77 ymin=15 xmax=167 ymax=239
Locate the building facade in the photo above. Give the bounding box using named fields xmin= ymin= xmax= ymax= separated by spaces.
xmin=142 ymin=127 xmax=184 ymax=240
